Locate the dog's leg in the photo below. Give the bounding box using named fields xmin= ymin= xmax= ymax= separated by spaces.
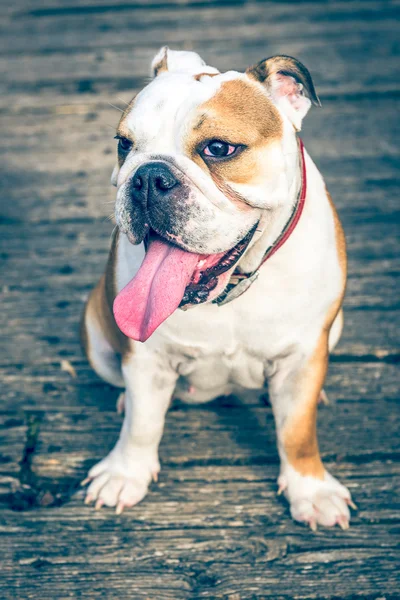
xmin=269 ymin=331 xmax=355 ymax=530
xmin=83 ymin=347 xmax=177 ymax=513
xmin=81 ymin=275 xmax=125 ymax=388
xmin=317 ymin=310 xmax=344 ymax=406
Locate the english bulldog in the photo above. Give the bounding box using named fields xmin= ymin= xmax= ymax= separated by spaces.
xmin=81 ymin=47 xmax=356 ymax=529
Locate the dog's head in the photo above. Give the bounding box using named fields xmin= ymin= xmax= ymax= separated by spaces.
xmin=112 ymin=47 xmax=319 ymax=341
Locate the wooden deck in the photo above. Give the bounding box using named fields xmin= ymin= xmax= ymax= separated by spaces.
xmin=1 ymin=1 xmax=399 ymax=598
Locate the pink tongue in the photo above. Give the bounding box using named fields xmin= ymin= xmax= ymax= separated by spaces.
xmin=113 ymin=237 xmax=200 ymax=342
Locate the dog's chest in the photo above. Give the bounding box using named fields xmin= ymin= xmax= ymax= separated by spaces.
xmin=170 ymin=341 xmax=269 ymax=403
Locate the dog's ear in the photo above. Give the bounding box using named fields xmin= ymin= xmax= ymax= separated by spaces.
xmin=246 ymin=55 xmax=320 ymax=130
xmin=151 ymin=46 xmax=219 ymax=77
xmin=151 ymin=46 xmax=169 ymax=76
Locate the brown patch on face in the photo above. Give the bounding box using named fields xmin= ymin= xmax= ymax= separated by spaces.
xmin=116 ymin=95 xmax=136 ymax=137
xmin=193 ymin=113 xmax=207 ymax=130
xmin=185 ymin=78 xmax=283 ymax=190
xmin=81 ymin=229 xmax=130 ymax=363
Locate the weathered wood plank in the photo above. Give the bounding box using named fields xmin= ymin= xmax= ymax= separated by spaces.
xmin=11 ymin=0 xmax=396 ymax=14
xmin=2 ymin=533 xmax=399 ymax=600
xmin=1 ymin=355 xmax=399 ymax=409
xmin=1 ymin=362 xmax=399 ymax=494
xmin=1 ymin=398 xmax=399 ymax=597
xmin=1 ymin=359 xmax=399 ymax=403
xmin=1 ymin=283 xmax=399 ymax=364
xmin=26 ymin=393 xmax=400 ymax=469
xmin=3 ymin=462 xmax=400 ymax=532
xmin=1 ymin=35 xmax=399 ymax=97
xmin=0 ymin=1 xmax=398 ymax=102
xmin=4 ymin=0 xmax=397 ymax=53
xmin=1 ymin=468 xmax=399 ymax=599
xmin=0 ymin=0 xmax=399 ymax=597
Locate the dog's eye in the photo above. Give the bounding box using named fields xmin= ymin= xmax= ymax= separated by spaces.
xmin=115 ymin=136 xmax=133 ymax=152
xmin=202 ymin=141 xmax=237 ymax=158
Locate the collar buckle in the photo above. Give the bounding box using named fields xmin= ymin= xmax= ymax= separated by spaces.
xmin=214 ymin=270 xmax=259 ymax=306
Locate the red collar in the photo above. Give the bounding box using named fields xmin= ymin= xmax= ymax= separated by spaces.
xmin=258 ymin=137 xmax=307 ymax=265
xmin=214 ymin=137 xmax=307 ymax=306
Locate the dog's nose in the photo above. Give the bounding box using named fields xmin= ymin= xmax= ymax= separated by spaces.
xmin=132 ymin=162 xmax=179 ymax=201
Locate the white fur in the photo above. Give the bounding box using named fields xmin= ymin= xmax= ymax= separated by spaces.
xmin=86 ymin=344 xmax=177 ymax=512
xmin=114 ymin=71 xmax=260 ymax=253
xmin=151 ymin=46 xmax=219 ymax=77
xmin=278 ymin=466 xmax=351 ymax=528
xmin=84 ymin=49 xmax=354 ymax=526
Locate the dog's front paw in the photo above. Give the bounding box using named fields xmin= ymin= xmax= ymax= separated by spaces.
xmin=82 ymin=448 xmax=160 ymax=514
xmin=278 ymin=466 xmax=356 ymax=531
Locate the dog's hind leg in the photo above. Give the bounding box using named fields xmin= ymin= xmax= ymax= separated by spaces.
xmin=80 ymin=275 xmax=126 ymax=388
xmin=328 ymin=308 xmax=344 ymax=352
xmin=317 ymin=309 xmax=344 ymax=405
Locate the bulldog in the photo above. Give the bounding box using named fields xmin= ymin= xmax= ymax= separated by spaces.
xmin=81 ymin=47 xmax=356 ymax=530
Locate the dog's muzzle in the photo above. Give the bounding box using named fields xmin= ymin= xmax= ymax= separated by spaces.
xmin=131 ymin=162 xmax=180 ymax=206
xmin=123 ymin=161 xmax=190 ymax=245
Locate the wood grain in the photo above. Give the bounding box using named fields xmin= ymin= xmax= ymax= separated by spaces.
xmin=0 ymin=0 xmax=399 ymax=598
